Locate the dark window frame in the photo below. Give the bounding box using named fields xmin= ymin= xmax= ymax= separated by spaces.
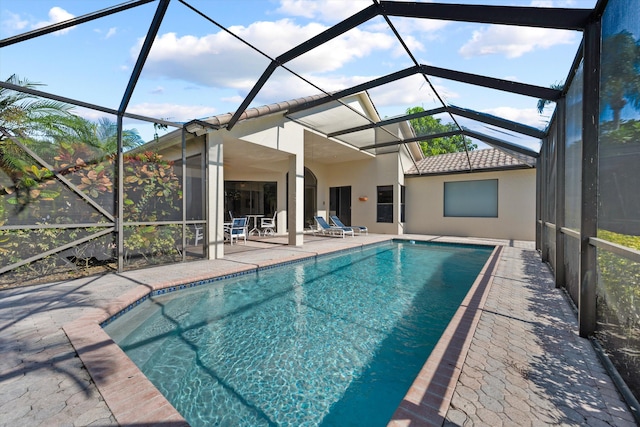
xmin=377 ymin=185 xmax=393 ymax=223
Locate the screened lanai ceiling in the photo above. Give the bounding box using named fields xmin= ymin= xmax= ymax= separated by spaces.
xmin=0 ymin=0 xmax=598 ymax=169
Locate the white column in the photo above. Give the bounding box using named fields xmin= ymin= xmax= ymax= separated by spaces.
xmin=206 ymin=133 xmax=225 ymax=259
xmin=288 ymin=153 xmax=304 ymax=246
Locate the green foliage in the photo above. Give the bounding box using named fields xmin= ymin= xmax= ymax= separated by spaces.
xmin=600 ymin=119 xmax=640 ymax=145
xmin=1 ymin=75 xmax=74 ymax=213
xmin=123 ymin=224 xmax=182 ymax=265
xmin=0 ymin=75 xmax=185 ymax=281
xmin=43 ymin=115 xmax=144 ymax=153
xmin=123 ymin=151 xmax=182 ymax=222
xmin=153 ymin=120 xmax=169 ymax=143
xmin=597 ymin=229 xmax=640 ymax=331
xmin=599 ymin=229 xmax=640 ymax=251
xmin=406 ymin=106 xmax=476 ymax=156
xmin=1 ymin=142 xmax=183 ymax=277
xmin=0 ymin=74 xmax=73 ymax=138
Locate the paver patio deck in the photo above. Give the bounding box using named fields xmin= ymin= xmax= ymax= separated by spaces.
xmin=0 ymin=234 xmax=636 ymax=426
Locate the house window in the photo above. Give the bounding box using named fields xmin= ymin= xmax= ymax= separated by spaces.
xmin=444 ymin=179 xmax=498 ymax=217
xmin=377 ymin=185 xmax=393 ymax=223
xmin=225 ymin=181 xmax=277 ymax=219
xmin=401 ymin=185 xmax=406 ymax=223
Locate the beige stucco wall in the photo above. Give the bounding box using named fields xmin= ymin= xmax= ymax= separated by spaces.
xmin=404 ymin=168 xmax=536 ymax=241
xmin=322 ymin=152 xmax=405 ymax=234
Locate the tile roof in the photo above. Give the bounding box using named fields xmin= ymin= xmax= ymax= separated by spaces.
xmin=203 ymin=93 xmax=330 ymax=127
xmin=406 ymin=148 xmax=534 ymax=175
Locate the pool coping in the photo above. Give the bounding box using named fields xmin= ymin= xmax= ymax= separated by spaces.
xmin=63 ymin=239 xmax=501 ymax=426
xmin=389 ymin=245 xmax=502 ymax=427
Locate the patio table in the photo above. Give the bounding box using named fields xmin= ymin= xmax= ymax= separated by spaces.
xmin=245 ymin=214 xmax=264 ymax=236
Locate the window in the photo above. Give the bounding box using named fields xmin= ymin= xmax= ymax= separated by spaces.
xmin=444 ymin=179 xmax=498 ymax=217
xmin=377 ymin=185 xmax=393 ymax=223
xmin=225 ymin=181 xmax=277 ymax=219
xmin=401 ymin=185 xmax=406 ymax=223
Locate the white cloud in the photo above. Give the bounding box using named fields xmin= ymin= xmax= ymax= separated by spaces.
xmin=221 ymin=95 xmax=244 ymax=104
xmin=530 ymin=0 xmax=555 ymax=6
xmin=137 ymin=20 xmax=395 ymax=93
xmin=481 ymin=106 xmax=548 ymax=128
xmin=94 ymin=27 xmax=117 ymax=39
xmin=151 ymin=86 xmax=165 ymax=95
xmin=386 ymin=16 xmax=449 ymax=39
xmin=391 ymin=34 xmax=425 ymax=58
xmin=33 ymin=7 xmax=75 ymax=35
xmin=459 ymin=25 xmax=576 ymax=59
xmin=366 ymin=75 xmax=457 ymax=110
xmin=126 ymin=103 xmax=217 ymax=122
xmin=75 ymin=102 xmax=217 ymax=123
xmin=219 ymin=71 xmax=445 ymax=110
xmin=276 ymin=0 xmax=371 ymax=22
xmin=1 ymin=11 xmax=29 ymax=34
xmin=289 ymin=27 xmax=396 ymax=72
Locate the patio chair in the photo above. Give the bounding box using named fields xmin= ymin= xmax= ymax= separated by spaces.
xmin=224 ymin=217 xmax=248 ymax=245
xmin=314 ymin=216 xmax=354 ymax=238
xmin=260 ymin=211 xmax=277 ymax=236
xmin=330 ymin=215 xmax=368 ymax=235
xmin=193 ymin=224 xmax=204 ymax=246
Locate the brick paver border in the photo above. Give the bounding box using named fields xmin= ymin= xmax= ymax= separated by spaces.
xmin=389 ymin=245 xmax=502 ymax=427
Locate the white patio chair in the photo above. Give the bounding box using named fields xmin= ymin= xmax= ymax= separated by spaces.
xmin=193 ymin=225 xmax=204 ymax=246
xmin=224 ymin=217 xmax=248 ymax=245
xmin=260 ymin=212 xmax=277 ymax=235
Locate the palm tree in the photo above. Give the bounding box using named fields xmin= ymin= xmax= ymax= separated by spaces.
xmin=46 ymin=115 xmax=144 ymax=154
xmin=537 ymin=82 xmax=564 ymax=114
xmin=1 ymin=76 xmax=144 ymax=212
xmin=601 ymin=30 xmax=640 ymax=129
xmin=0 ymin=74 xmax=73 ymax=139
xmin=1 ymin=75 xmax=74 ymax=206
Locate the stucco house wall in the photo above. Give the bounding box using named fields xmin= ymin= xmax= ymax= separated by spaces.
xmin=150 ymin=93 xmax=537 ymax=246
xmin=404 ymin=168 xmax=536 ymax=241
xmin=323 ymin=152 xmax=406 ymax=234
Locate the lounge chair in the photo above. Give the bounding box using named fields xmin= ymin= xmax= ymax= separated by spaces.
xmin=224 ymin=217 xmax=248 ymax=245
xmin=330 ymin=215 xmax=368 ymax=235
xmin=314 ymin=216 xmax=354 ymax=238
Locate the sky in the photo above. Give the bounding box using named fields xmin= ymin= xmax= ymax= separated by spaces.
xmin=0 ymin=0 xmax=598 ymax=145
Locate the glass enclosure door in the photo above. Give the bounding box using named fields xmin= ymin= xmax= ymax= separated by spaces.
xmin=330 ymin=186 xmax=352 ymax=225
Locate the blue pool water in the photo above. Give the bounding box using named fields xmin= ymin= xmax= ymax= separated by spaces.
xmin=105 ymin=241 xmax=492 ymax=426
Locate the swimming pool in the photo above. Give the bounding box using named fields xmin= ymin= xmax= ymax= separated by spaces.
xmin=105 ymin=241 xmax=493 ymax=426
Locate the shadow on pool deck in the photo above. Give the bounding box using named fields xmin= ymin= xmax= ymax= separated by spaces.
xmin=0 ymin=235 xmax=636 ymax=426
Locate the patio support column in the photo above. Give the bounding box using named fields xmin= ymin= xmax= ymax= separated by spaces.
xmin=288 ymin=153 xmax=304 ymax=246
xmin=539 ymin=141 xmax=547 ymax=261
xmin=206 ymin=133 xmax=225 ymax=259
xmin=555 ymin=98 xmax=566 ymax=288
xmin=536 ymin=156 xmax=542 ymax=252
xmin=116 ymin=115 xmax=124 ymax=272
xmin=579 ymin=17 xmax=601 ymax=337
